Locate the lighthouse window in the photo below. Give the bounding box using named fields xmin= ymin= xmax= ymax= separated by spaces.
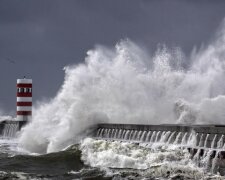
xmin=29 ymin=88 xmax=32 ymax=93
xmin=24 ymin=88 xmax=27 ymax=93
xmin=21 ymin=88 xmax=24 ymax=93
xmin=17 ymin=88 xmax=20 ymax=93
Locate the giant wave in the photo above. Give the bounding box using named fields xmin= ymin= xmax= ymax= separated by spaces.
xmin=17 ymin=19 xmax=225 ymax=154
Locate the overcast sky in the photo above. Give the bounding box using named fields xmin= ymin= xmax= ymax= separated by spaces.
xmin=1 ymin=0 xmax=225 ymax=113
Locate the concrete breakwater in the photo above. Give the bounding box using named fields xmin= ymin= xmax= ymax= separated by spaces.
xmin=94 ymin=123 xmax=225 ymax=175
xmin=0 ymin=120 xmax=26 ymax=137
xmin=94 ymin=123 xmax=225 ymax=148
xmin=1 ymin=121 xmax=225 ymax=174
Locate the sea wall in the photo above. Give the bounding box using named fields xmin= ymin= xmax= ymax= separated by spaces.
xmin=94 ymin=123 xmax=225 ymax=147
xmin=93 ymin=123 xmax=225 ymax=175
xmin=97 ymin=123 xmax=225 ymax=134
xmin=0 ymin=120 xmax=27 ymax=135
xmin=0 ymin=122 xmax=4 ymax=135
xmin=94 ymin=123 xmax=225 ymax=151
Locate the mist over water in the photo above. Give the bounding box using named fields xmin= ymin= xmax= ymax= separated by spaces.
xmin=19 ymin=20 xmax=225 ymax=153
xmin=0 ymin=110 xmax=13 ymax=122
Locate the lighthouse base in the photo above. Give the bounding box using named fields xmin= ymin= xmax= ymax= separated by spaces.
xmin=16 ymin=115 xmax=32 ymax=121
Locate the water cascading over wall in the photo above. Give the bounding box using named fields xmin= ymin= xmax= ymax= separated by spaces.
xmin=93 ymin=123 xmax=225 ymax=175
xmin=0 ymin=121 xmax=27 ymax=138
xmin=2 ymin=122 xmax=19 ymax=137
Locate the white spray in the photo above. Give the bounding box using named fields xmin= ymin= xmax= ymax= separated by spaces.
xmin=19 ymin=19 xmax=225 ymax=153
xmin=0 ymin=109 xmax=13 ymax=122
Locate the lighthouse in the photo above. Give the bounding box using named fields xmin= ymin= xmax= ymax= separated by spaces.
xmin=16 ymin=78 xmax=32 ymax=121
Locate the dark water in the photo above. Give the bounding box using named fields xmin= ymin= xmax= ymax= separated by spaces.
xmin=0 ymin=139 xmax=160 ymax=180
xmin=0 ymin=139 xmax=110 ymax=180
xmin=0 ymin=138 xmax=223 ymax=180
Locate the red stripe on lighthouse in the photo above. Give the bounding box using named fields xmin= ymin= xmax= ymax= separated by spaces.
xmin=17 ymin=93 xmax=32 ymax=97
xmin=17 ymin=102 xmax=32 ymax=106
xmin=17 ymin=111 xmax=32 ymax=115
xmin=17 ymin=84 xmax=32 ymax=88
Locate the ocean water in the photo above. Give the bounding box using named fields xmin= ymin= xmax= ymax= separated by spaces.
xmin=0 ymin=137 xmax=107 ymax=179
xmin=0 ymin=135 xmax=225 ymax=180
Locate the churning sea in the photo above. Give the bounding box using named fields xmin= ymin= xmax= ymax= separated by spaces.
xmin=0 ymin=136 xmax=224 ymax=180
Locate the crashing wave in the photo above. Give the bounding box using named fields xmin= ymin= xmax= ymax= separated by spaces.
xmin=18 ymin=19 xmax=225 ymax=153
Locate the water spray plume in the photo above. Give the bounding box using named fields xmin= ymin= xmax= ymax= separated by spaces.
xmin=18 ymin=20 xmax=225 ymax=153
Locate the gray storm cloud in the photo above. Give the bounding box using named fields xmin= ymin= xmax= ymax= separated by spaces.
xmin=1 ymin=0 xmax=225 ymax=112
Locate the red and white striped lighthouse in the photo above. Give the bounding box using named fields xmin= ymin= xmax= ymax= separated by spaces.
xmin=16 ymin=78 xmax=32 ymax=121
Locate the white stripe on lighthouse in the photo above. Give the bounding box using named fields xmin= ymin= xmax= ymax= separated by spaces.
xmin=17 ymin=97 xmax=32 ymax=102
xmin=17 ymin=106 xmax=32 ymax=111
xmin=17 ymin=79 xmax=32 ymax=84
